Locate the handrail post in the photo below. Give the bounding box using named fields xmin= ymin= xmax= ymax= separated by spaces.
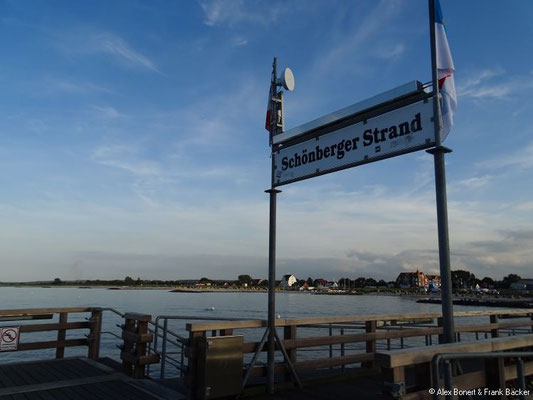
xmin=485 ymin=316 xmax=506 ymax=395
xmin=364 ymin=320 xmax=376 ymax=369
xmin=120 ymin=313 xmax=160 ymax=379
xmin=160 ymin=318 xmax=168 ymax=379
xmin=284 ymin=324 xmax=297 ymax=382
xmin=340 ymin=328 xmax=345 ymax=372
xmin=55 ymin=312 xmax=68 ymax=359
xmin=187 ymin=330 xmax=205 ymax=399
xmin=490 ymin=315 xmax=500 ymax=338
xmin=88 ymin=308 xmax=102 ymax=359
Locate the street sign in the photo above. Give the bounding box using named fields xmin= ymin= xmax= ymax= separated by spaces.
xmin=0 ymin=326 xmax=20 ymax=351
xmin=272 ymin=96 xmax=435 ymax=187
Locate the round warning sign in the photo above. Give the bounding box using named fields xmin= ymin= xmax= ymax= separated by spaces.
xmin=1 ymin=327 xmax=20 ymax=351
xmin=2 ymin=329 xmax=17 ymax=343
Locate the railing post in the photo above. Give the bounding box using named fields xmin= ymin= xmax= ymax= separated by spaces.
xmin=485 ymin=314 xmax=506 ymax=395
xmin=284 ymin=324 xmax=296 ymax=382
xmin=187 ymin=330 xmax=205 ymax=400
xmin=340 ymin=328 xmax=345 ymax=372
xmin=437 ymin=317 xmax=444 ymax=344
xmin=120 ymin=313 xmax=160 ymax=379
xmin=55 ymin=312 xmax=68 ymax=359
xmin=88 ymin=308 xmax=102 ymax=359
xmin=328 ymin=324 xmax=333 ymax=360
xmin=490 ymin=315 xmax=500 ymax=338
xmin=160 ymin=318 xmax=168 ymax=379
xmin=364 ymin=321 xmax=376 ymax=368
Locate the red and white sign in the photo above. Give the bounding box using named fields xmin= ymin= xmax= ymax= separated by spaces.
xmin=0 ymin=327 xmax=20 ymax=351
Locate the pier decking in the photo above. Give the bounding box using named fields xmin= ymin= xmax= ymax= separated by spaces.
xmin=0 ymin=357 xmax=182 ymax=399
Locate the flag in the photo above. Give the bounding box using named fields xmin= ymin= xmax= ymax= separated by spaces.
xmin=435 ymin=0 xmax=456 ymax=142
xmin=265 ymin=83 xmax=273 ymax=132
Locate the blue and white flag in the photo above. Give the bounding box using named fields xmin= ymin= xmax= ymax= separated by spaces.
xmin=435 ymin=0 xmax=456 ymax=142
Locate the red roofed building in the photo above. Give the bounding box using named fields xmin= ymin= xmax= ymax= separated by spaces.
xmin=396 ymin=270 xmax=440 ymax=288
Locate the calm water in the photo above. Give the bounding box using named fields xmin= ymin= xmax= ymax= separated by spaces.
xmin=0 ymin=288 xmax=487 ymax=366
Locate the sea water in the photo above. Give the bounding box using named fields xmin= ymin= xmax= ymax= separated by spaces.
xmin=0 ymin=287 xmax=488 ymax=370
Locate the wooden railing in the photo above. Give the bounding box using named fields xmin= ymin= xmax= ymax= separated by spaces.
xmin=0 ymin=307 xmax=102 ymax=359
xmin=186 ymin=309 xmax=533 ymax=394
xmin=120 ymin=312 xmax=160 ymax=378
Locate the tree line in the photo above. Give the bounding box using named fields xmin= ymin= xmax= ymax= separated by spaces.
xmin=5 ymin=271 xmax=525 ymax=290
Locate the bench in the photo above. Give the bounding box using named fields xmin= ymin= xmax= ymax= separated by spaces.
xmin=376 ymin=334 xmax=533 ymax=398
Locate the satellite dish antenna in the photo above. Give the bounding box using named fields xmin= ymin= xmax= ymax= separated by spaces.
xmin=277 ymin=67 xmax=295 ymax=91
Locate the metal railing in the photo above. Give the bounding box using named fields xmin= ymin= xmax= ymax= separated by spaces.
xmin=432 ymin=352 xmax=533 ymax=400
xmin=151 ymin=315 xmax=252 ymax=380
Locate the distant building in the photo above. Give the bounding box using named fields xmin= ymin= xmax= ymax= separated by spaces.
xmin=510 ymin=279 xmax=533 ymax=291
xmin=328 ymin=281 xmax=339 ymax=289
xmin=314 ymin=279 xmax=328 ymax=289
xmin=396 ymin=271 xmax=440 ymax=289
xmin=280 ymin=274 xmax=297 ymax=288
xmin=426 ymin=274 xmax=441 ymax=287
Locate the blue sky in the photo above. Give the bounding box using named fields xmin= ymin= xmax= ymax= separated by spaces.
xmin=1 ymin=0 xmax=533 ymax=282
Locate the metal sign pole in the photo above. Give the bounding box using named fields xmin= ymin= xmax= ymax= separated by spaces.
xmin=265 ymin=187 xmax=280 ymax=394
xmin=266 ymin=57 xmax=279 ymax=395
xmin=427 ymin=0 xmax=455 ymax=345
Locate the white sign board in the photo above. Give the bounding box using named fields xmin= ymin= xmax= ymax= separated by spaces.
xmin=0 ymin=326 xmax=20 ymax=351
xmin=273 ymin=99 xmax=435 ymax=186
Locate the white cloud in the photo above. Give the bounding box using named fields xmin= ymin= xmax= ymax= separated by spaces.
xmin=198 ymin=0 xmax=280 ymax=27
xmin=231 ymin=37 xmax=248 ymax=47
xmin=94 ymin=33 xmax=161 ymax=73
xmin=43 ymin=77 xmax=113 ymax=95
xmin=92 ymin=144 xmax=162 ymax=177
xmin=457 ymin=175 xmax=493 ymax=189
xmin=54 ymin=30 xmax=161 ymax=74
xmin=458 ymin=68 xmax=533 ymax=100
xmin=375 ymin=42 xmax=405 ymax=60
xmin=310 ymin=0 xmax=403 ymax=76
xmin=477 ymin=141 xmax=533 ymax=170
xmin=90 ymin=106 xmax=125 ymax=119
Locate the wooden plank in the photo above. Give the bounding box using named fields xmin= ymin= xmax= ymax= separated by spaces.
xmin=504 ymin=360 xmax=533 ymax=380
xmin=0 ymin=365 xmax=29 ymax=388
xmin=123 ymin=313 xmax=151 ymax=322
xmin=19 ymin=322 xmax=90 ymax=333
xmin=17 ymin=339 xmax=88 ymax=352
xmin=186 ymin=309 xmax=533 ymax=332
xmin=242 ymin=327 xmax=443 ymax=353
xmin=43 ymin=359 xmax=87 ymax=381
xmin=0 ymin=308 xmax=92 ymax=317
xmin=120 ymin=352 xmax=160 ymax=366
xmin=87 ymin=380 xmax=135 ymax=400
xmin=12 ymin=362 xmax=62 ymax=387
xmin=377 ymin=342 xmax=493 ymax=368
xmin=376 ymin=334 xmax=533 ymax=368
xmin=294 ymin=353 xmax=373 ymax=370
xmin=455 ymin=319 xmax=533 ymax=333
xmin=0 ymin=375 xmax=121 ymax=396
xmin=491 ymin=334 xmax=533 ymax=351
xmin=249 ymin=353 xmax=374 ymax=377
xmin=121 ymin=331 xmax=154 ymax=344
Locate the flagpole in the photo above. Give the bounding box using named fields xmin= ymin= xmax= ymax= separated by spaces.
xmin=427 ymin=0 xmax=455 ymax=346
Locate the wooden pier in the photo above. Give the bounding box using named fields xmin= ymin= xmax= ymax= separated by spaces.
xmin=0 ymin=357 xmax=181 ymax=399
xmin=1 ymin=307 xmax=533 ymax=399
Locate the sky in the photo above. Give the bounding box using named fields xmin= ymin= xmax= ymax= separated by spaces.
xmin=1 ymin=0 xmax=533 ymax=282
